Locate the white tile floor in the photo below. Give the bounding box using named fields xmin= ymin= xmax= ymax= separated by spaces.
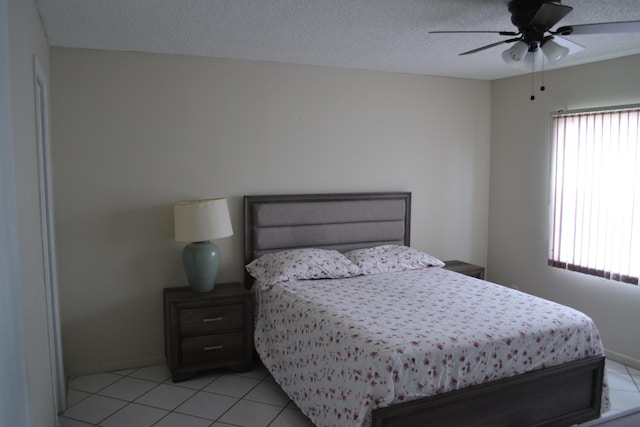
xmin=59 ymin=362 xmax=314 ymax=427
xmin=600 ymin=359 xmax=640 ymax=417
xmin=59 ymin=359 xmax=640 ymax=427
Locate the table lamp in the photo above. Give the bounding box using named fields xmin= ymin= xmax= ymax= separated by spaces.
xmin=174 ymin=198 xmax=233 ymax=292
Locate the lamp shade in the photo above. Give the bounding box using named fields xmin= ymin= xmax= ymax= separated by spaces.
xmin=541 ymin=39 xmax=570 ymax=65
xmin=501 ymin=41 xmax=529 ymax=66
xmin=174 ymin=198 xmax=233 ymax=243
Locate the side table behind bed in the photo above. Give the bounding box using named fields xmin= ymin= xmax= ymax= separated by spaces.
xmin=443 ymin=260 xmax=484 ymax=279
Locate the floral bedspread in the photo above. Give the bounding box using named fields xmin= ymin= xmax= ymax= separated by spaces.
xmin=252 ymin=267 xmax=609 ymax=427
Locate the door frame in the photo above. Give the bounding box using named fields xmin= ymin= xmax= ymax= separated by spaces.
xmin=34 ymin=55 xmax=65 ymax=413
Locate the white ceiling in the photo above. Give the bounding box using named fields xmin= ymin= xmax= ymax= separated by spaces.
xmin=35 ymin=0 xmax=640 ymax=80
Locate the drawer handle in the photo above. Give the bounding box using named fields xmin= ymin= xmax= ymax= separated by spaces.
xmin=202 ymin=317 xmax=223 ymax=323
xmin=204 ymin=345 xmax=223 ymax=351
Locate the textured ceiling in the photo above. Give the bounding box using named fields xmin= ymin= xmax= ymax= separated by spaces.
xmin=36 ymin=0 xmax=640 ymax=80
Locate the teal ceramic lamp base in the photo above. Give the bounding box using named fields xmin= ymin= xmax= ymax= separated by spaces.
xmin=182 ymin=241 xmax=220 ymax=292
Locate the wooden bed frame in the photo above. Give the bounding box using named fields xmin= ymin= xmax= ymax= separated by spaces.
xmin=243 ymin=192 xmax=605 ymax=427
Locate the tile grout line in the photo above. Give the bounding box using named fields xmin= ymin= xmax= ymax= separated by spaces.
xmin=96 ymin=366 xmax=288 ymax=426
xmin=68 ymin=373 xmax=167 ymax=426
xmin=627 ymin=366 xmax=640 ymax=393
xmin=62 ymin=376 xmax=130 ymax=425
xmin=143 ymin=368 xmax=237 ymax=426
xmin=98 ymin=378 xmax=182 ymax=427
xmin=203 ymin=370 xmax=287 ymax=425
xmin=62 ymin=367 xmax=182 ymax=425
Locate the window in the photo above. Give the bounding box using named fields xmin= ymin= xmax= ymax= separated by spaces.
xmin=548 ymin=105 xmax=640 ymax=285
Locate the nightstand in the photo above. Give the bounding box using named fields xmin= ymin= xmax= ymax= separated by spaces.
xmin=163 ymin=283 xmax=253 ymax=382
xmin=443 ymin=260 xmax=485 ymax=279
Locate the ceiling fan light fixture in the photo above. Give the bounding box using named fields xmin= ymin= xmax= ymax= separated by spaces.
xmin=501 ymin=41 xmax=529 ymax=65
xmin=519 ymin=48 xmax=543 ymax=71
xmin=541 ymin=39 xmax=570 ymax=64
xmin=432 ymin=1 xmax=640 ymax=77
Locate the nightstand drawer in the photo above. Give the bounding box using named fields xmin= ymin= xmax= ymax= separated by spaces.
xmin=180 ymin=304 xmax=243 ymax=335
xmin=181 ymin=332 xmax=244 ymax=363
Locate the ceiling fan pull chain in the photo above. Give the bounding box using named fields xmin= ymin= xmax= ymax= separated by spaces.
xmin=530 ymin=53 xmax=536 ymax=101
xmin=540 ymin=55 xmax=546 ymax=93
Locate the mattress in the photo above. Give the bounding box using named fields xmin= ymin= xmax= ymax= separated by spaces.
xmin=252 ymin=267 xmax=609 ymax=427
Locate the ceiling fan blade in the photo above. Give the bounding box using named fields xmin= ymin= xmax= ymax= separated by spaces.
xmin=430 ymin=30 xmax=519 ymax=36
xmin=558 ymin=20 xmax=640 ymax=35
xmin=530 ymin=2 xmax=573 ymax=29
xmin=459 ymin=37 xmax=522 ymax=56
xmin=551 ymin=36 xmax=585 ymax=55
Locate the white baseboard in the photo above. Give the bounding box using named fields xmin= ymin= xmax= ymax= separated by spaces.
xmin=605 ymin=348 xmax=640 ymax=371
xmin=65 ymin=355 xmax=166 ymax=379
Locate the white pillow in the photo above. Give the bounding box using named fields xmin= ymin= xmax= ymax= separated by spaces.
xmin=345 ymin=245 xmax=444 ymax=275
xmin=246 ymin=248 xmax=362 ymax=289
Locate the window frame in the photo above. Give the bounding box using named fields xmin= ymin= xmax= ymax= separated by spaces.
xmin=548 ymin=103 xmax=640 ymax=285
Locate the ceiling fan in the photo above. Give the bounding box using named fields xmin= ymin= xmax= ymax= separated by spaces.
xmin=430 ymin=0 xmax=640 ymax=69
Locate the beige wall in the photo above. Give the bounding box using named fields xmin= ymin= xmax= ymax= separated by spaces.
xmin=8 ymin=0 xmax=58 ymax=424
xmin=489 ymin=54 xmax=640 ymax=368
xmin=50 ymin=48 xmax=491 ymax=375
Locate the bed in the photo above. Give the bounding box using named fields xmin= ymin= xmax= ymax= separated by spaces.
xmin=243 ymin=192 xmax=608 ymax=427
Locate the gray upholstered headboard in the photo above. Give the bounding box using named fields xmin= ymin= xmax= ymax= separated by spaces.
xmin=243 ymin=192 xmax=411 ymax=269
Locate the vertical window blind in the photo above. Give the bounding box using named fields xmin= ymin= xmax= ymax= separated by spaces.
xmin=549 ymin=105 xmax=640 ymax=285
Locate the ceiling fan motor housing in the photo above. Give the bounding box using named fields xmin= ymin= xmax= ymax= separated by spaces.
xmin=509 ymin=0 xmax=548 ymax=27
xmin=509 ymin=0 xmax=565 ymax=48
